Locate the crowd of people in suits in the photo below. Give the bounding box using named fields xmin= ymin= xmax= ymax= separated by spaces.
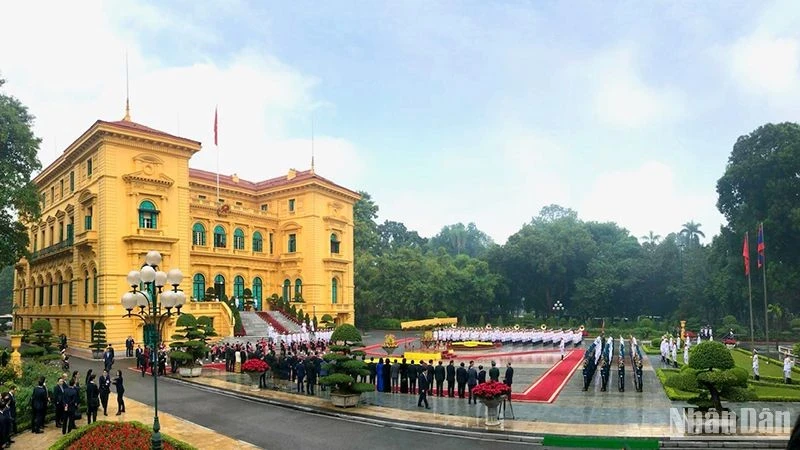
xmin=27 ymin=368 xmax=125 ymax=440
xmin=361 ymin=357 xmax=514 ymax=408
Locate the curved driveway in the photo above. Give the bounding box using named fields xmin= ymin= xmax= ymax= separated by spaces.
xmin=71 ymin=357 xmax=527 ymax=450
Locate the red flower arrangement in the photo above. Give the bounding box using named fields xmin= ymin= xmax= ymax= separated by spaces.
xmin=66 ymin=422 xmax=184 ymax=450
xmin=241 ymin=358 xmax=269 ymax=373
xmin=472 ymin=381 xmax=511 ymax=401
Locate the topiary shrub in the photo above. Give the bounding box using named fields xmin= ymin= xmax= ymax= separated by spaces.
xmin=689 ymin=341 xmax=735 ymax=371
xmin=169 ymin=314 xmax=210 ymax=368
xmin=320 ymin=314 xmax=334 ymax=328
xmin=331 ymin=324 xmax=362 ymax=346
xmin=89 ymin=322 xmax=107 ymax=357
xmin=638 ymin=318 xmax=654 ymax=329
xmin=20 ymin=346 xmax=45 ymax=358
xmin=675 ymin=341 xmax=749 ymax=410
xmin=319 ymin=345 xmax=374 ymax=395
xmin=30 ymin=319 xmax=55 ymax=353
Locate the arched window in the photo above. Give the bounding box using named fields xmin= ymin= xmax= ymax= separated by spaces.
xmin=213 ymin=225 xmax=226 ymax=248
xmin=192 ymin=223 xmax=206 ymax=246
xmin=253 ymin=277 xmax=262 ymax=302
xmin=233 ymin=228 xmax=245 ymax=250
xmin=283 ymin=279 xmax=290 ymax=302
xmin=233 ymin=275 xmax=244 ymax=299
xmin=138 ymin=200 xmax=158 ymax=229
xmin=252 ymin=232 xmax=263 ymax=252
xmin=214 ymin=274 xmax=225 ymax=299
xmin=330 ymin=233 xmax=340 ymax=254
xmin=193 ymin=274 xmax=205 ymax=301
xmin=294 ymin=278 xmax=302 ymax=301
xmin=331 ymin=278 xmax=338 ymax=304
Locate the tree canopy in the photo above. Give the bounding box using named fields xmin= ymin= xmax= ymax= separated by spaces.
xmin=352 ymin=122 xmax=800 ymax=336
xmin=0 ymin=77 xmax=42 ymax=266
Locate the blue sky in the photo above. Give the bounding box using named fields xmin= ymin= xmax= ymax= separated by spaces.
xmin=3 ymin=1 xmax=800 ymax=244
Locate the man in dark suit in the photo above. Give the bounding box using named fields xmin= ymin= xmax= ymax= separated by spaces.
xmin=407 ymin=361 xmax=418 ymax=394
xmin=135 ymin=345 xmax=143 ymax=369
xmin=0 ymin=396 xmax=11 ymax=447
xmin=125 ymin=336 xmax=134 ymax=357
xmin=367 ymin=358 xmax=376 ymax=385
xmin=503 ymin=362 xmax=514 ymax=389
xmin=6 ymin=386 xmax=16 ymax=436
xmin=488 ymin=360 xmax=500 ymax=382
xmin=103 ymin=346 xmax=114 ymax=372
xmin=417 ymin=362 xmax=430 ymax=409
xmin=446 ymin=360 xmax=456 ymax=397
xmin=434 ymin=361 xmax=446 ymax=396
xmin=477 ymin=365 xmax=487 ymax=384
xmin=61 ymin=380 xmax=79 ymax=434
xmin=425 ymin=360 xmax=435 ymax=391
xmin=53 ymin=376 xmax=65 ymax=428
xmin=98 ymin=370 xmax=111 ymax=416
xmin=467 ymin=361 xmax=478 ymax=404
xmin=456 ymin=362 xmax=467 ymax=398
xmin=0 ymin=401 xmax=8 ymax=447
xmin=31 ymin=377 xmax=48 ymax=433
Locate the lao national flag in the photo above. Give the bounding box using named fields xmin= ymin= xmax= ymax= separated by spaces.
xmin=742 ymin=232 xmax=750 ymax=276
xmin=757 ymin=223 xmax=765 ymax=268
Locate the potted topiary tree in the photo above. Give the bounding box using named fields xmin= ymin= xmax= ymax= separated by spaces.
xmin=205 ymin=287 xmax=217 ymax=302
xmin=319 ymin=324 xmax=374 ymax=407
xmin=243 ymin=288 xmax=255 ymax=311
xmin=168 ymin=314 xmax=209 ymax=377
xmin=320 ymin=314 xmax=334 ymax=329
xmin=89 ymin=322 xmax=107 ymax=359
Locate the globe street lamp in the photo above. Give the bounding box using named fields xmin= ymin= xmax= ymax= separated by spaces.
xmin=120 ymin=250 xmax=185 ymax=450
xmin=552 ymin=300 xmax=565 ymax=318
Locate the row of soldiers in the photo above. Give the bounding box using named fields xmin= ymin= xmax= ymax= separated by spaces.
xmin=582 ymin=336 xmax=643 ymax=393
xmin=434 ymin=327 xmax=583 ymax=345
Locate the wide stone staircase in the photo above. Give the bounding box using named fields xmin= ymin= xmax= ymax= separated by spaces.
xmin=239 ymin=311 xmax=272 ymax=337
xmin=262 ymin=310 xmax=303 ymax=334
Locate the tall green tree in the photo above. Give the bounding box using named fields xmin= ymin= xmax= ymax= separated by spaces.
xmin=0 ymin=77 xmax=42 ymax=266
xmin=717 ymin=122 xmax=800 ymax=312
xmin=428 ymin=222 xmax=493 ymax=258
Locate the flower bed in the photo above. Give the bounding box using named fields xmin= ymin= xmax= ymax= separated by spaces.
xmin=472 ymin=380 xmax=511 ymax=401
xmin=49 ymin=421 xmax=197 ymax=450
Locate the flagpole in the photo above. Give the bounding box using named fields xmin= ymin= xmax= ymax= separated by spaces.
xmin=746 ymin=232 xmax=754 ymax=346
xmin=761 ymin=223 xmax=769 ymax=345
xmin=215 ymin=106 xmax=220 ymax=202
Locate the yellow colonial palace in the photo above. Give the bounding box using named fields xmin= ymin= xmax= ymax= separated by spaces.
xmin=13 ymin=115 xmax=358 ymax=350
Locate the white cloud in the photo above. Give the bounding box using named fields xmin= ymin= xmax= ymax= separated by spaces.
xmin=0 ymin=1 xmax=364 ymax=188
xmin=587 ymin=48 xmax=685 ymax=128
xmin=728 ymin=35 xmax=800 ymax=96
xmin=374 ymin=129 xmax=573 ymax=243
xmin=578 ymin=161 xmax=724 ymax=242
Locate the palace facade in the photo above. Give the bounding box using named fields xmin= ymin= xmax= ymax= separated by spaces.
xmin=13 ymin=115 xmax=358 ymax=349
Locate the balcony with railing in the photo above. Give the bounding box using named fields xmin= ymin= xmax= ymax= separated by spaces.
xmin=30 ymin=237 xmax=74 ymax=262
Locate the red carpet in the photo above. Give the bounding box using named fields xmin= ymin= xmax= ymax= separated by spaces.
xmin=511 ymin=349 xmax=583 ymax=403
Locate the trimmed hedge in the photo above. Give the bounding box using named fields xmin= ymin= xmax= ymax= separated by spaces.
xmin=48 ymin=420 xmax=197 ymax=450
xmin=655 ymin=368 xmax=696 ymax=401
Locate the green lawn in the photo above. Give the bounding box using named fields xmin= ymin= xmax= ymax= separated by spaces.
xmin=731 ymin=349 xmax=785 ymax=378
xmin=752 ymin=383 xmax=800 ymax=401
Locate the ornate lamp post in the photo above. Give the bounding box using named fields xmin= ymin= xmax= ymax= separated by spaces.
xmin=120 ymin=250 xmax=185 ymax=450
xmin=552 ymin=300 xmax=564 ymax=318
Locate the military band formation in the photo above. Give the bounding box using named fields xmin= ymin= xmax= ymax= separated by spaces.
xmin=432 ymin=326 xmax=584 ymax=345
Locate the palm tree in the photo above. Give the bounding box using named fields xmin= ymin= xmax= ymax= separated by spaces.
xmin=768 ymin=303 xmax=783 ymax=333
xmin=680 ymin=221 xmax=705 ymax=247
xmin=641 ymin=231 xmax=661 ymax=249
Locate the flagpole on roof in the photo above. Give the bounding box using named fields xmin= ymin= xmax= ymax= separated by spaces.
xmin=215 ymin=106 xmax=220 ymax=202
